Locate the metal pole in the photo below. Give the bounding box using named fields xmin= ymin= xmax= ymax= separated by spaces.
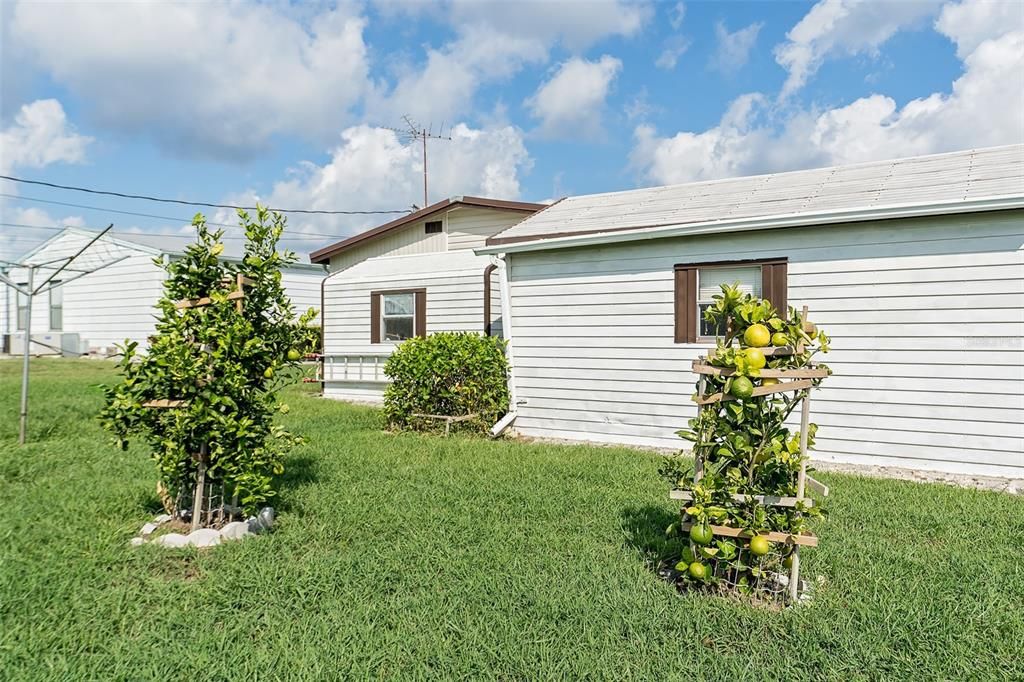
xmin=422 ymin=132 xmax=428 ymax=207
xmin=19 ymin=266 xmax=34 ymax=445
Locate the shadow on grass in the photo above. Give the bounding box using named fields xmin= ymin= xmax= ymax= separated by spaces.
xmin=274 ymin=454 xmax=319 ymax=513
xmin=620 ymin=505 xmax=682 ymax=572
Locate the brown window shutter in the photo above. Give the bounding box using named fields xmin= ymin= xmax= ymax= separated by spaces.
xmin=369 ymin=293 xmax=380 ymax=343
xmin=761 ymin=260 xmax=789 ymax=316
xmin=415 ymin=290 xmax=427 ymax=338
xmin=674 ymin=266 xmax=697 ymax=343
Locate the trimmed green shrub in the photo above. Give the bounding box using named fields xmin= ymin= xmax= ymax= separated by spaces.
xmin=383 ymin=332 xmax=509 ymax=433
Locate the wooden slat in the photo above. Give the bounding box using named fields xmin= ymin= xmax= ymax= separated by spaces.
xmin=694 ymin=379 xmax=814 ymax=405
xmin=142 ymin=399 xmax=190 ymax=409
xmin=679 ymin=521 xmax=819 ymax=547
xmin=691 ymin=362 xmax=829 ymax=378
xmin=175 ymin=290 xmax=244 ymax=310
xmin=707 ymin=344 xmax=803 ymax=360
xmin=670 ymin=489 xmax=813 ymax=508
xmin=805 ymin=476 xmax=830 ymax=497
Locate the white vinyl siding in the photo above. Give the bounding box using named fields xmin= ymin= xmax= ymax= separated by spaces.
xmin=447 ymin=207 xmax=531 ymax=251
xmin=322 ymin=250 xmax=493 ymax=403
xmin=505 ymin=209 xmax=1024 ymax=479
xmin=2 ymin=230 xmax=325 ymax=354
xmin=327 ymin=219 xmax=447 ymax=273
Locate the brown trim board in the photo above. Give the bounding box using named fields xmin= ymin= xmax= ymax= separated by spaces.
xmin=311 ymin=196 xmax=544 ymax=264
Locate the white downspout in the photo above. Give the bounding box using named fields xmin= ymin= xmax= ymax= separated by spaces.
xmin=489 ymin=253 xmax=520 ymax=437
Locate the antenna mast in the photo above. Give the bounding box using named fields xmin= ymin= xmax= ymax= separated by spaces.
xmin=387 ymin=115 xmax=452 ymax=207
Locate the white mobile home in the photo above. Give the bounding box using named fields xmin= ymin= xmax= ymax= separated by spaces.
xmin=311 ymin=196 xmax=543 ymax=402
xmin=478 ymin=145 xmax=1024 ymax=479
xmin=2 ymin=228 xmax=325 ymax=356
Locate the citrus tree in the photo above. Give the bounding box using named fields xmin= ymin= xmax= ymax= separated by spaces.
xmin=660 ymin=283 xmax=831 ymax=596
xmin=99 ymin=207 xmax=316 ymax=515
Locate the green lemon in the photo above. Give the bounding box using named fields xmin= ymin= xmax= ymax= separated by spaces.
xmin=729 ymin=376 xmax=754 ymax=400
xmin=771 ymin=332 xmax=790 ymax=346
xmin=688 ymin=561 xmax=708 ymax=580
xmin=287 ymin=348 xmax=301 ymax=361
xmin=689 ymin=523 xmax=714 ymax=545
xmin=263 ymin=367 xmax=275 ymax=379
xmin=745 ymin=348 xmax=766 ymax=370
xmin=749 ymin=535 xmax=771 ymax=556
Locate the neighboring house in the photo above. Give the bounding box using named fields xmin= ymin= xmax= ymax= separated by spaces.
xmin=477 ymin=144 xmax=1024 ymax=479
xmin=1 ymin=228 xmax=325 ymax=356
xmin=311 ymin=196 xmax=544 ymax=403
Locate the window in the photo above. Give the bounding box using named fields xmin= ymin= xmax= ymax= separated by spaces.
xmin=674 ymin=258 xmax=788 ymax=343
xmin=49 ymin=282 xmax=63 ymax=331
xmin=16 ymin=285 xmax=28 ymax=331
xmin=424 ymin=220 xmax=443 ymax=234
xmin=370 ymin=289 xmax=426 ymax=343
xmin=697 ymin=266 xmax=760 ymax=338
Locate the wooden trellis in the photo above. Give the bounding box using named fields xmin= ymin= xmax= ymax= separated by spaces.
xmin=141 ymin=274 xmax=250 ymax=530
xmin=673 ymin=306 xmax=829 ymax=603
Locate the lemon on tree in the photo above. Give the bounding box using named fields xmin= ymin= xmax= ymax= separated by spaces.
xmin=745 ymin=348 xmax=766 ymax=370
xmin=761 ymin=377 xmax=780 ymax=386
xmin=743 ymin=323 xmax=771 ymax=347
xmin=771 ymin=332 xmax=789 ymax=346
xmin=689 ymin=523 xmax=714 ymax=545
xmin=729 ymin=376 xmax=754 ymax=399
xmin=749 ymin=535 xmax=770 ymax=556
xmin=688 ymin=561 xmax=708 ymax=580
xmin=287 ymin=348 xmax=302 ymax=361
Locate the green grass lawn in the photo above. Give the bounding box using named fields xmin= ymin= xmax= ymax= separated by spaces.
xmin=2 ymin=359 xmax=1022 ymax=680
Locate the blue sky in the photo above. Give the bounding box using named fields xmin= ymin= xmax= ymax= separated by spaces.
xmin=1 ymin=0 xmax=1021 ymax=260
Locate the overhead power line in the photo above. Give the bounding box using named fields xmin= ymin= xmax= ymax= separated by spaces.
xmin=0 ymin=174 xmax=410 ymax=215
xmin=0 ymin=194 xmax=360 ymax=240
xmin=0 ymin=222 xmax=330 ymax=240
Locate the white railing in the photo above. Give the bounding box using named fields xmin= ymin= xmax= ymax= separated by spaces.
xmin=321 ymin=353 xmax=391 ymax=383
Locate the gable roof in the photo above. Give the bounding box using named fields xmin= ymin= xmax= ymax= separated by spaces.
xmin=308 ymin=195 xmax=545 ymax=264
xmin=480 ymin=144 xmax=1024 ymax=254
xmin=12 ymin=227 xmax=326 ymax=272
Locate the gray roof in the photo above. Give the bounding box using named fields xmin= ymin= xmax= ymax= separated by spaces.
xmin=62 ymin=229 xmax=325 ymax=272
xmin=484 ymin=144 xmax=1024 ymax=249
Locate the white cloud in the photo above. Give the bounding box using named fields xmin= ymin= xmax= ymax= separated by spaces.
xmin=526 ymin=55 xmax=623 ymax=139
xmin=632 ymin=4 xmax=1024 ymax=184
xmin=656 ymin=36 xmax=691 ymax=70
xmin=0 ymin=99 xmax=91 ymax=260
xmin=669 ymin=2 xmax=686 ymax=30
xmin=369 ymin=1 xmax=649 ymax=125
xmin=367 ymin=25 xmax=548 ymax=126
xmin=221 ymin=122 xmax=532 ymax=251
xmin=0 ymin=99 xmax=91 ymax=175
xmin=447 ymin=0 xmax=649 ymax=51
xmin=9 ymin=2 xmax=370 ymax=159
xmin=711 ymin=21 xmax=764 ymax=73
xmin=935 ymin=0 xmax=1024 ymax=57
xmin=774 ymin=0 xmax=943 ymax=98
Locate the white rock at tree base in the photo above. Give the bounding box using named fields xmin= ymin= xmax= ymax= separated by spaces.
xmin=154 ymin=533 xmax=189 ymax=548
xmin=153 ymin=514 xmax=173 ymax=524
xmin=187 ymin=528 xmax=222 ymax=548
xmin=140 ymin=522 xmax=158 ymax=536
xmin=220 ymin=521 xmax=252 ymax=541
xmin=129 ymin=537 xmax=145 ymax=547
xmin=246 ymin=507 xmax=275 ymax=534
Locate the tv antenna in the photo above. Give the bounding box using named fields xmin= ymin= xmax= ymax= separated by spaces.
xmin=386 ymin=115 xmax=451 ymax=208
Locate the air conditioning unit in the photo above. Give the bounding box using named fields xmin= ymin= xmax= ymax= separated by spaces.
xmin=7 ymin=333 xmax=82 ymax=357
